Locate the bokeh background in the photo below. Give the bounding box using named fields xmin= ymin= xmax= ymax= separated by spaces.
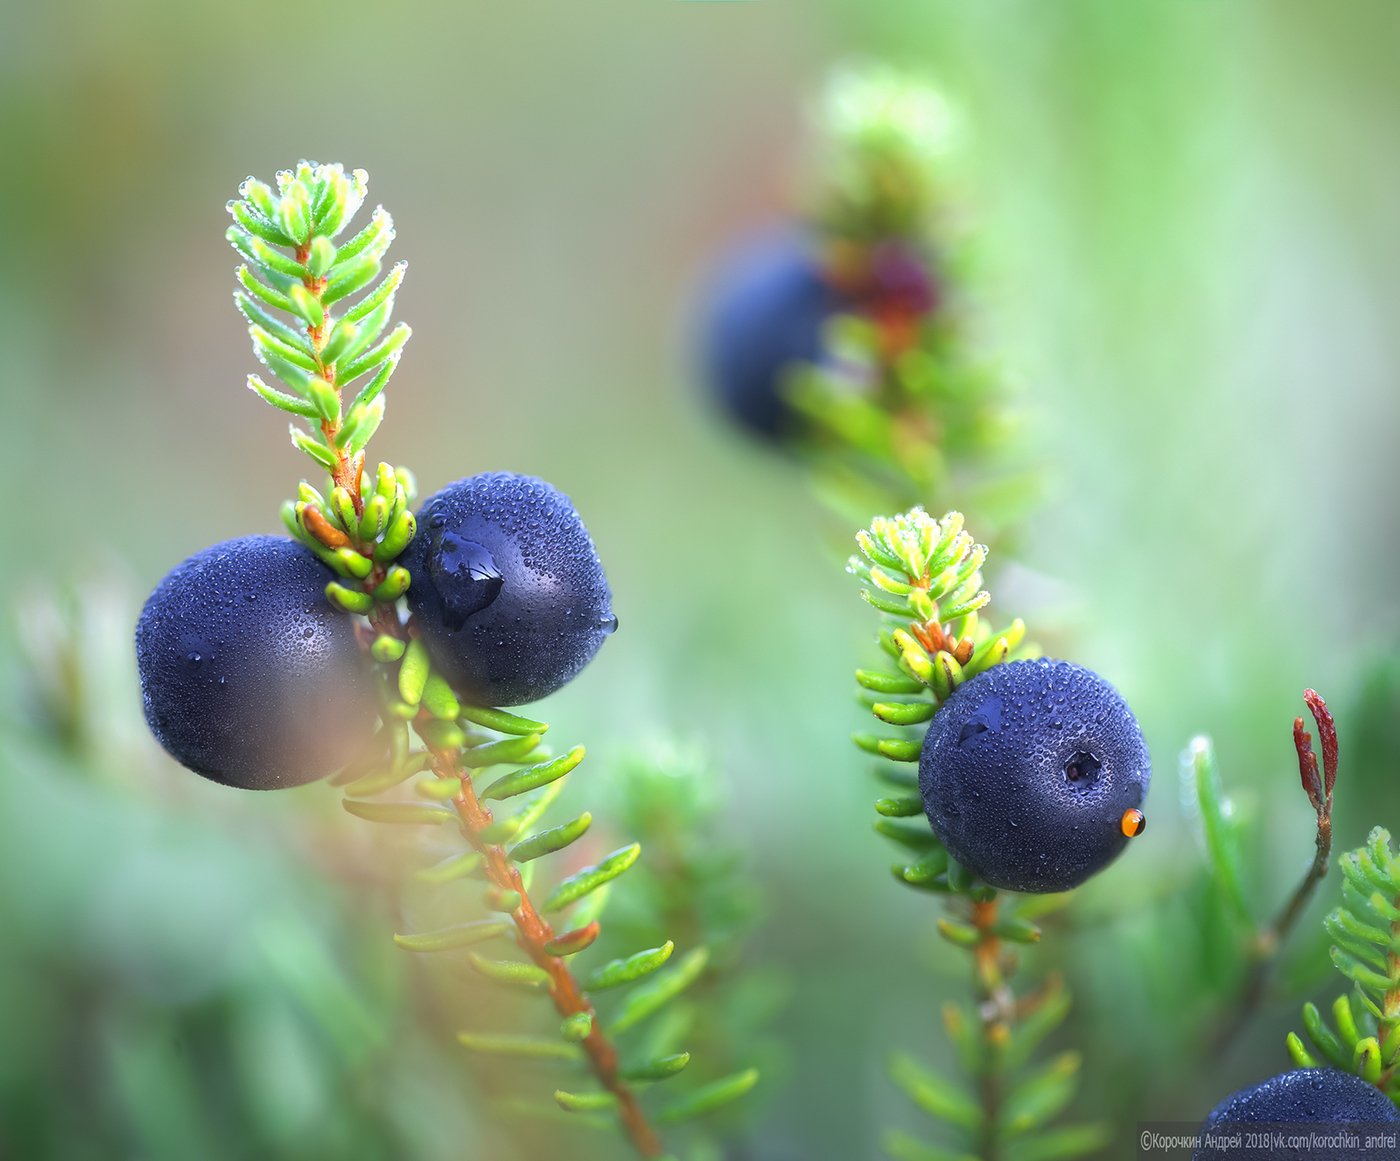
xmin=3 ymin=1 xmax=1399 ymax=1158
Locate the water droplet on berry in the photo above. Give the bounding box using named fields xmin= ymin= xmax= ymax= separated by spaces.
xmin=186 ymin=651 xmax=203 ymax=667
xmin=431 ymin=534 xmax=503 ymax=630
xmin=598 ymin=613 xmax=618 ymax=635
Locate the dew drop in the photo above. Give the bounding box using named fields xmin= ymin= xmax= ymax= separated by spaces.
xmin=431 ymin=534 xmax=502 ymax=630
xmin=186 ymin=651 xmax=203 ymax=667
xmin=598 ymin=613 xmax=619 ymax=635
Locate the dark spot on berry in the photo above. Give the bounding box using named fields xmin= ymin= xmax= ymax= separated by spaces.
xmin=919 ymin=659 xmax=1150 ymax=893
xmin=1063 ymin=751 xmax=1102 ymax=788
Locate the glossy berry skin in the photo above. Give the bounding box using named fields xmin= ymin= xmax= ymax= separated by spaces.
xmin=698 ymin=228 xmax=847 ymax=439
xmin=136 ymin=536 xmax=376 ymax=790
xmin=402 ymin=472 xmax=614 ymax=707
xmin=919 ymin=658 xmax=1150 ymax=893
xmin=1194 ymin=1069 xmax=1399 ymax=1160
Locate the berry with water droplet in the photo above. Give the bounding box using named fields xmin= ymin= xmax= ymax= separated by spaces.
xmin=919 ymin=658 xmax=1150 ymax=892
xmin=403 ymin=472 xmax=613 ymax=706
xmin=135 ymin=536 xmax=376 ymax=790
xmin=1194 ymin=1069 xmax=1398 ymax=1160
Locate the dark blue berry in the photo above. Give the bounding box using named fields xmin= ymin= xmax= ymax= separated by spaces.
xmin=1195 ymin=1069 xmax=1399 ymax=1160
xmin=402 ymin=472 xmax=614 ymax=707
xmin=697 ymin=228 xmax=847 ymax=439
xmin=135 ymin=536 xmax=377 ymax=790
xmin=918 ymin=658 xmax=1150 ymax=892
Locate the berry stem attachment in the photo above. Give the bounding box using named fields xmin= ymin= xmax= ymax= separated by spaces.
xmin=428 ymin=746 xmax=666 ymax=1160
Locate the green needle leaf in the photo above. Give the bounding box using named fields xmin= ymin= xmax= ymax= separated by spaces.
xmin=394 ymin=920 xmax=510 ymax=952
xmin=883 ymin=1129 xmax=977 ymax=1161
xmin=466 ymin=953 xmax=551 ymax=990
xmin=323 ymin=255 xmax=382 ymax=306
xmin=509 ymin=813 xmax=593 ymax=863
xmin=655 ymin=1068 xmax=759 ymax=1125
xmin=343 ymin=262 xmax=406 ymax=325
xmin=462 ymin=733 xmax=545 ymax=770
xmin=229 ymin=199 xmax=294 ymax=247
xmin=324 ymin=582 xmax=373 ymax=614
xmin=481 ymin=746 xmax=585 ymax=800
xmin=873 ymin=701 xmax=936 ymax=726
xmin=373 ymin=509 xmax=416 ymax=564
xmin=341 ymin=800 xmax=453 ymax=826
xmin=247 ymin=374 xmax=318 ymax=418
xmin=856 ymin=668 xmax=926 ymax=694
xmin=396 ymin=637 xmax=430 ymax=706
xmin=889 ymin=1053 xmax=979 ymax=1129
xmin=460 ymin=705 xmax=549 ymax=736
xmin=237 ymin=264 xmax=295 ymax=314
xmin=560 ymin=1012 xmax=593 ymax=1042
xmin=458 ymin=1033 xmax=582 ymax=1061
xmin=287 ymin=284 xmax=325 ymax=329
xmin=371 ymin=565 xmax=411 ymax=604
xmin=1187 ymin=736 xmax=1248 ymax=922
xmin=415 ymin=849 xmax=481 ymax=884
xmin=584 ymin=942 xmax=674 ymax=991
xmin=339 ymin=322 xmax=412 ymax=385
xmin=1331 ymin=947 xmax=1393 ymax=993
xmin=554 ymin=1090 xmax=618 ymax=1113
xmin=875 ymin=795 xmax=924 ymax=817
xmin=610 ymin=947 xmax=710 ymax=1035
xmin=874 ymin=818 xmax=940 ymax=850
xmin=1002 ymin=1124 xmax=1112 ymax=1161
xmin=251 ymin=236 xmax=310 ymax=281
xmin=291 ymin=428 xmax=338 ymax=469
xmin=621 ymin=1053 xmax=691 ymax=1081
xmin=1003 ymin=1051 xmax=1080 ymax=1134
xmin=1287 ymin=1031 xmax=1320 ymax=1069
xmin=543 ymin=844 xmax=641 ymax=913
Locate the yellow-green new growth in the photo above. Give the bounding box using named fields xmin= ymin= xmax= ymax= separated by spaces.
xmin=814 ymin=66 xmax=959 ymax=240
xmin=850 ymin=507 xmax=1029 ymax=710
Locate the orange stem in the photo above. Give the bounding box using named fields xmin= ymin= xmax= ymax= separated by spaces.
xmin=434 ymin=750 xmax=666 ymax=1159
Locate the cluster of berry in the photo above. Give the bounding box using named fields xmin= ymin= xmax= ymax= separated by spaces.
xmin=136 ymin=473 xmax=613 ymax=789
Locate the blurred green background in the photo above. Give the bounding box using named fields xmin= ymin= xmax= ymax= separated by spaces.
xmin=2 ymin=1 xmax=1399 ymax=1158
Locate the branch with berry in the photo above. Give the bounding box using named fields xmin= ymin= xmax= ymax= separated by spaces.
xmin=697 ymin=68 xmax=1032 ymax=532
xmin=849 ymin=507 xmax=1148 ymax=1161
xmin=135 ymin=161 xmax=756 ymax=1161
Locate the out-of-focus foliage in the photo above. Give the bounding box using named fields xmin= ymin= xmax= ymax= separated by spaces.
xmin=3 ymin=1 xmax=1400 ymax=1159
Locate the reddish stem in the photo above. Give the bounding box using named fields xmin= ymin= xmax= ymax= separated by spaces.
xmin=434 ymin=751 xmax=665 ymax=1159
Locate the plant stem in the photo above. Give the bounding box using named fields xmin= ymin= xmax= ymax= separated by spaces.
xmin=970 ymin=897 xmax=1010 ymax=1161
xmin=295 ymin=241 xmax=364 ymax=517
xmin=432 ymin=749 xmax=666 ymax=1160
xmin=1215 ymin=837 xmax=1330 ymax=1055
xmin=1213 ymin=703 xmax=1336 ymax=1055
xmin=352 ymin=590 xmax=665 ymax=1156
